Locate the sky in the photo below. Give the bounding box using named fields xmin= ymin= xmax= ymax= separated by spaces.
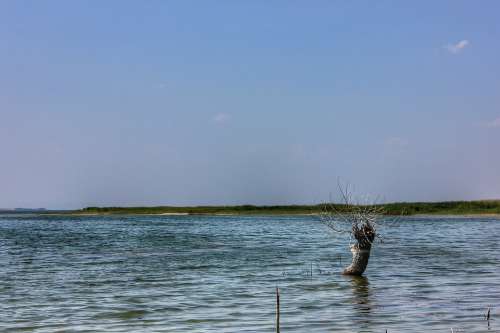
xmin=1 ymin=1 xmax=500 ymax=209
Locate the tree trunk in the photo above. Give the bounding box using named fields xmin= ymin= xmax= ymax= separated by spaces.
xmin=342 ymin=242 xmax=372 ymax=276
xmin=342 ymin=224 xmax=375 ymax=276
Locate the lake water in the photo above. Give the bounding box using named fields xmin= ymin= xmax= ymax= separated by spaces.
xmin=1 ymin=215 xmax=499 ymax=332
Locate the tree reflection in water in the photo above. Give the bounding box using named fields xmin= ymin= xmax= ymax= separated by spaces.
xmin=346 ymin=275 xmax=374 ymax=329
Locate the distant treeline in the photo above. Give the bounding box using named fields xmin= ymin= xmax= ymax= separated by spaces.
xmin=381 ymin=200 xmax=500 ymax=215
xmin=76 ymin=200 xmax=500 ymax=215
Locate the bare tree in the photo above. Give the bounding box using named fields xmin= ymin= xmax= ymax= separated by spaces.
xmin=319 ymin=182 xmax=384 ymax=276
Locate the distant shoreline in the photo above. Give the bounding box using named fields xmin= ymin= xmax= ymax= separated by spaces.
xmin=52 ymin=213 xmax=500 ymax=217
xmin=7 ymin=200 xmax=497 ymax=217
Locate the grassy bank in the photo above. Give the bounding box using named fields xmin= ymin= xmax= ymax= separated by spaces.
xmin=73 ymin=200 xmax=500 ymax=216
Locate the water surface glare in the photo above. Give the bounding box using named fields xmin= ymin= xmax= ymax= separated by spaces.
xmin=1 ymin=215 xmax=499 ymax=332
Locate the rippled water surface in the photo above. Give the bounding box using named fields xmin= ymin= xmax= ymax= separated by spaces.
xmin=1 ymin=215 xmax=499 ymax=332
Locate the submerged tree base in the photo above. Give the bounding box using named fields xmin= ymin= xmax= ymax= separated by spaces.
xmin=342 ymin=243 xmax=372 ymax=276
xmin=342 ymin=223 xmax=376 ymax=276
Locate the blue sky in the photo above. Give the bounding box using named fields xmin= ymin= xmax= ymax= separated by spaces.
xmin=1 ymin=1 xmax=500 ymax=209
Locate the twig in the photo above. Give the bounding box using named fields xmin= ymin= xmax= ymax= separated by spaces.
xmin=276 ymin=287 xmax=280 ymax=333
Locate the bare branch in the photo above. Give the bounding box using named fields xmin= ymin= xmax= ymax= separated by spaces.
xmin=319 ymin=180 xmax=383 ymax=246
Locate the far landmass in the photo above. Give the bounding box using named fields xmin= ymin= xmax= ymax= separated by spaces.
xmin=69 ymin=200 xmax=500 ymax=216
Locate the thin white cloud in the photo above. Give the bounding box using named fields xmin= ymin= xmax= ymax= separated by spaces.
xmin=152 ymin=83 xmax=166 ymax=89
xmin=213 ymin=113 xmax=231 ymax=124
xmin=385 ymin=137 xmax=408 ymax=148
xmin=445 ymin=40 xmax=470 ymax=54
xmin=486 ymin=117 xmax=500 ymax=128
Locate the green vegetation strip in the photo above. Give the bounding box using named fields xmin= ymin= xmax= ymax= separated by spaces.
xmin=73 ymin=200 xmax=500 ymax=216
